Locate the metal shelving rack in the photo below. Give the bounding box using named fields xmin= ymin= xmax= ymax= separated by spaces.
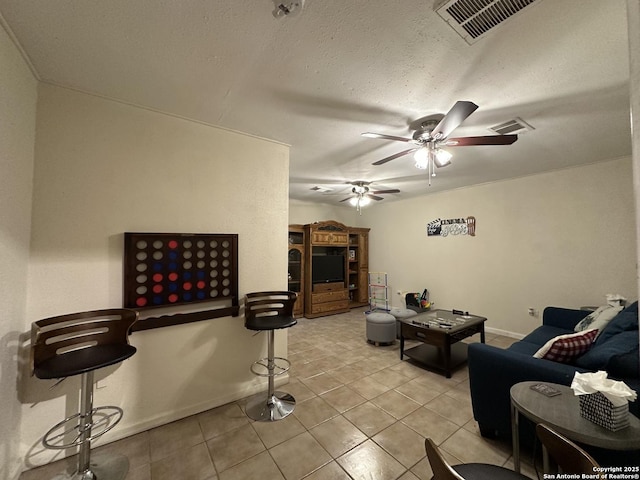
xmin=368 ymin=271 xmax=389 ymax=311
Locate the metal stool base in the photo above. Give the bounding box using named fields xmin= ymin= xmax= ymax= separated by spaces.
xmin=41 ymin=371 xmax=129 ymax=480
xmin=49 ymin=453 xmax=129 ymax=480
xmin=79 ymin=453 xmax=129 ymax=480
xmin=245 ymin=391 xmax=295 ymax=422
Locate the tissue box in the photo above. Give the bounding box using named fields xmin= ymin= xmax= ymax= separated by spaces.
xmin=579 ymin=392 xmax=629 ymax=431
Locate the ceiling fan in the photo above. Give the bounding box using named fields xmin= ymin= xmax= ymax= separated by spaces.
xmin=340 ymin=181 xmax=400 ymax=214
xmin=362 ymin=101 xmax=518 ymax=184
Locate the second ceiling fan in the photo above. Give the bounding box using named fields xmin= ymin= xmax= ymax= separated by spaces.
xmin=362 ymin=101 xmax=518 ymax=182
xmin=340 ymin=181 xmax=400 ymax=214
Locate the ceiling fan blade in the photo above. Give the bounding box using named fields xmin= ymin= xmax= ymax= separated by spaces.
xmin=430 ymin=101 xmax=479 ymax=140
xmin=339 ymin=197 xmax=352 ymax=202
xmin=366 ymin=194 xmax=384 ymax=201
xmin=362 ymin=132 xmax=413 ymax=143
xmin=372 ymin=148 xmax=418 ymax=166
xmin=444 ymin=135 xmax=518 ymax=146
xmin=372 ymin=189 xmax=400 ymax=194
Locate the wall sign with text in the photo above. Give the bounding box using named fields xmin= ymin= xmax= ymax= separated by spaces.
xmin=427 ymin=216 xmax=476 ymax=237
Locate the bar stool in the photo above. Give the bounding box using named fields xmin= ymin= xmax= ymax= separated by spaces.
xmin=31 ymin=308 xmax=139 ymax=480
xmin=244 ymin=291 xmax=297 ymax=422
xmin=424 ymin=437 xmax=530 ymax=480
xmin=536 ymin=423 xmax=600 ymax=475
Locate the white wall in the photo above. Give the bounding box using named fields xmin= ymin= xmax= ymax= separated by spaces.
xmin=363 ymin=157 xmax=636 ymax=337
xmin=628 ymin=0 xmax=640 ymax=310
xmin=19 ymin=84 xmax=290 ymax=468
xmin=289 ymin=199 xmax=359 ymax=226
xmin=0 ymin=18 xmax=37 ymax=480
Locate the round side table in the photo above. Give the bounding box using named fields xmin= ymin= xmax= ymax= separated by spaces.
xmin=510 ymin=381 xmax=640 ymax=472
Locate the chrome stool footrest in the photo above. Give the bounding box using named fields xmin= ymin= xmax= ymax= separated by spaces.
xmin=43 ymin=406 xmax=124 ymax=450
xmin=250 ymin=356 xmax=291 ymax=377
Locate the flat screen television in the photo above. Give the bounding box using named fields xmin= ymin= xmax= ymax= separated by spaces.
xmin=312 ymin=255 xmax=345 ymax=284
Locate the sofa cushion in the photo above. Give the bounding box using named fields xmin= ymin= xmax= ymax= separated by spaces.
xmin=575 ymin=329 xmax=638 ymax=370
xmin=508 ymin=341 xmax=542 ymax=356
xmin=521 ymin=326 xmax=571 ymax=346
xmin=574 ymin=304 xmax=623 ymax=335
xmin=595 ymin=301 xmax=639 ymax=346
xmin=533 ymin=329 xmax=598 ymax=363
xmin=608 ymin=345 xmax=640 ymax=379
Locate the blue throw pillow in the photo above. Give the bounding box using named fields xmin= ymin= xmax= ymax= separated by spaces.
xmin=594 ymin=301 xmax=638 ymax=346
xmin=576 ymin=330 xmax=639 ymax=371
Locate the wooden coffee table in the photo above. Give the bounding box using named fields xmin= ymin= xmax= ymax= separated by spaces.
xmin=399 ymin=309 xmax=486 ymax=378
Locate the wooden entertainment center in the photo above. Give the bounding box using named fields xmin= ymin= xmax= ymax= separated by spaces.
xmin=288 ymin=221 xmax=370 ymax=318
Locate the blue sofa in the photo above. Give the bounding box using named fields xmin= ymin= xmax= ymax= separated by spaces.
xmin=468 ymin=302 xmax=639 ymax=464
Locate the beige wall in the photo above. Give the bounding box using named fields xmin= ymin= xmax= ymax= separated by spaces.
xmin=0 ymin=19 xmax=38 ymax=480
xmin=628 ymin=0 xmax=640 ymax=307
xmin=289 ymin=199 xmax=359 ymax=226
xmin=361 ymin=157 xmax=636 ymax=337
xmin=290 ymin=160 xmax=637 ymax=339
xmin=19 ymin=84 xmax=290 ymax=468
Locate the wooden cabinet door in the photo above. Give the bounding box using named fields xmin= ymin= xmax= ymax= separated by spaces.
xmin=331 ymin=232 xmax=349 ymax=245
xmin=311 ymin=231 xmax=332 ymax=244
xmin=311 ymin=231 xmax=347 ymax=245
xmin=357 ymin=267 xmax=368 ymax=303
xmin=358 ymin=233 xmax=369 ymax=268
xmin=288 ymin=246 xmax=304 ymax=316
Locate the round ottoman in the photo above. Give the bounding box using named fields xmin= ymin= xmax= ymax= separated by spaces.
xmin=389 ymin=308 xmax=418 ymax=338
xmin=365 ymin=312 xmax=396 ymax=346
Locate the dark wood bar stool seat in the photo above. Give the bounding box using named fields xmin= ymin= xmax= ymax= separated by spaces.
xmin=31 ymin=308 xmax=138 ymax=480
xmin=243 ymin=291 xmax=297 ymax=421
xmin=424 ymin=438 xmax=530 ymax=480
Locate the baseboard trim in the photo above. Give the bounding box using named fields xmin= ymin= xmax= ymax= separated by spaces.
xmin=485 ymin=326 xmax=524 ymax=340
xmin=98 ymin=375 xmax=289 ymax=445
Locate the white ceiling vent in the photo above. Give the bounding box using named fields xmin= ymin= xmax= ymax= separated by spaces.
xmin=436 ymin=0 xmax=542 ymax=45
xmin=489 ymin=117 xmax=534 ymax=135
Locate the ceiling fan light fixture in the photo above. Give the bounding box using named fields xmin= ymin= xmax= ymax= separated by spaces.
xmin=434 ymin=148 xmax=453 ymax=167
xmin=349 ymin=193 xmax=371 ymax=214
xmin=414 ymin=147 xmax=429 ymax=169
xmin=350 ymin=195 xmax=371 ymax=207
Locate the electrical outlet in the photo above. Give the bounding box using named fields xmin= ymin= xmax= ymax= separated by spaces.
xmin=528 ymin=307 xmax=536 ymax=317
xmin=397 ymin=290 xmax=402 ymax=295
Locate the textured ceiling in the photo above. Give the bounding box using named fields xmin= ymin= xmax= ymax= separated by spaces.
xmin=0 ymin=0 xmax=631 ymax=205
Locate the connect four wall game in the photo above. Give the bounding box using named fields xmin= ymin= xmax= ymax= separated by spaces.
xmin=123 ymin=232 xmax=239 ymax=330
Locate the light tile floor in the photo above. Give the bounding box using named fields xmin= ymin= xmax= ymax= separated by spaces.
xmin=19 ymin=308 xmax=539 ymax=480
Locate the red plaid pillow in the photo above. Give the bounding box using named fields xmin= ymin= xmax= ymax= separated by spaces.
xmin=533 ymin=329 xmax=598 ymax=363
